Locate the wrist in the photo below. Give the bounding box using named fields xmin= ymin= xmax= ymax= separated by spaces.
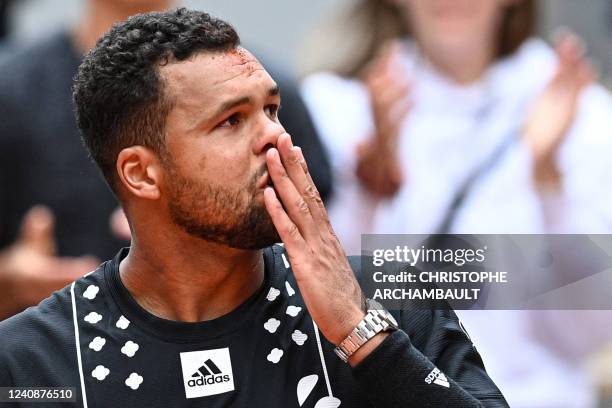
xmin=363 ymin=132 xmax=398 ymax=153
xmin=333 ymin=299 xmax=399 ymax=363
xmin=330 ymin=295 xmax=368 ymax=345
xmin=330 ymin=308 xmax=367 ymax=346
xmin=373 ymin=137 xmax=398 ymax=154
xmin=533 ymin=156 xmax=562 ymax=191
xmin=347 ymin=331 xmax=389 ymax=367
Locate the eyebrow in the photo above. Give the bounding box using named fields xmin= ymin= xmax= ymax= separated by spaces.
xmin=210 ymin=84 xmax=280 ymax=121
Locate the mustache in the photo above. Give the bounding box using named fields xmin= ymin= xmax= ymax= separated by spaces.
xmin=250 ymin=164 xmax=269 ymax=187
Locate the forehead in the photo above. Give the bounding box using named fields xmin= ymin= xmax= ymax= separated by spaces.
xmin=160 ymin=47 xmax=273 ymax=109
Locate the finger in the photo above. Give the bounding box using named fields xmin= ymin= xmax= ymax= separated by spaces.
xmin=368 ymin=82 xmax=411 ymax=111
xmin=266 ymin=146 xmax=319 ymax=240
xmin=366 ymin=47 xmax=411 ymax=93
xmin=554 ymin=29 xmax=585 ymax=64
xmin=368 ymin=61 xmax=412 ymax=85
xmin=263 ymin=186 xmax=306 ymax=254
xmin=294 ymin=146 xmax=333 ymax=222
xmin=558 ymin=57 xmax=594 ymax=101
xmin=366 ymin=41 xmax=398 ymax=78
xmin=294 ymin=146 xmax=319 ymax=188
xmin=371 ymin=82 xmax=411 ymax=114
xmin=383 ymin=98 xmax=413 ymax=134
xmin=293 ymin=146 xmax=309 ymax=174
xmin=375 ymin=118 xmax=407 ymax=146
xmin=556 ymin=34 xmax=587 ymax=82
xmin=18 ymin=206 xmax=56 ymax=256
xmin=578 ymin=59 xmax=597 ymax=87
xmin=292 ymin=147 xmax=346 ymax=248
xmin=369 ymin=73 xmax=411 ymax=100
xmin=375 ymin=40 xmax=405 ymax=74
xmin=277 ymin=134 xmax=328 ymax=226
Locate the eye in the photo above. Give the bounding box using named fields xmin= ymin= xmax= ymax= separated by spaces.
xmin=265 ymin=104 xmax=280 ymax=119
xmin=217 ymin=113 xmax=242 ymax=128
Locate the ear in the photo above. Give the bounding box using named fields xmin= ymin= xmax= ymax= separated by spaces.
xmin=116 ymin=146 xmax=162 ymax=200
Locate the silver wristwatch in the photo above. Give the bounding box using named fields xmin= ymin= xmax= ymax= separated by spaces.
xmin=334 ymin=299 xmax=399 ymax=363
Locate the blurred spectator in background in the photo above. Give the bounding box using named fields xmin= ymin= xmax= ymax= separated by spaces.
xmin=301 ymin=0 xmax=612 ymax=406
xmin=0 ymin=0 xmax=14 ymax=41
xmin=0 ymin=0 xmax=14 ymax=57
xmin=0 ymin=0 xmax=331 ymax=320
xmin=0 ymin=0 xmax=173 ymax=319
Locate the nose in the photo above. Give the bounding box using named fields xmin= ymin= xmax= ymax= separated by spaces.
xmin=253 ymin=116 xmax=285 ymax=155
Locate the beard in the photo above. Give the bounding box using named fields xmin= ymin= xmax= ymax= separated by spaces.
xmin=163 ymin=159 xmax=280 ymax=250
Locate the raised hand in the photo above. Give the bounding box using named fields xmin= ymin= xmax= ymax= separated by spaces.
xmin=0 ymin=206 xmax=99 ymax=319
xmin=523 ymin=31 xmax=595 ymax=188
xmin=263 ymin=133 xmax=367 ymax=347
xmin=356 ymin=41 xmax=412 ymax=197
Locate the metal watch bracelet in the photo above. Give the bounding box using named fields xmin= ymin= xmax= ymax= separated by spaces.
xmin=334 ymin=299 xmax=398 ymax=363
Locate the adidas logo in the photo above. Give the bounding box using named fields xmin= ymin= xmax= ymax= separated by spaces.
xmin=180 ymin=348 xmax=235 ymax=399
xmin=187 ymin=358 xmax=231 ymax=387
xmin=425 ymin=367 xmax=450 ymax=388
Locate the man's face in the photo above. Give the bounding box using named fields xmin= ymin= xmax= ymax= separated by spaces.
xmin=158 ymin=48 xmax=284 ymax=249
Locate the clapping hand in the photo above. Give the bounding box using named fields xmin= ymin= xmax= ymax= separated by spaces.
xmin=0 ymin=206 xmax=99 ymax=319
xmin=356 ymin=41 xmax=412 ymax=198
xmin=523 ymin=31 xmax=595 ymax=188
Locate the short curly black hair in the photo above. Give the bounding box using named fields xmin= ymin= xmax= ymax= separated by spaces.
xmin=73 ymin=8 xmax=240 ymax=191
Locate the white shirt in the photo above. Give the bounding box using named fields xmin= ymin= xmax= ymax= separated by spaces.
xmin=302 ymin=38 xmax=612 ymax=407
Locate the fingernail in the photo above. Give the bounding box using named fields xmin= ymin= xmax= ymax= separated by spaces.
xmin=264 ymin=186 xmax=279 ymax=202
xmin=294 ymin=146 xmax=304 ymax=160
xmin=284 ymin=133 xmax=294 ymax=147
xmin=267 ymin=148 xmax=279 ymax=160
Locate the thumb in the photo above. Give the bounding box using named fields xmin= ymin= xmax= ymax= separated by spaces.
xmin=18 ymin=205 xmax=57 ymax=256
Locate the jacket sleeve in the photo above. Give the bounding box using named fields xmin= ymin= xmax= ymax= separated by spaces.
xmin=348 ymin=256 xmax=508 ymax=407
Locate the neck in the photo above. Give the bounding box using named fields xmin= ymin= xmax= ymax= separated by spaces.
xmin=119 ymin=228 xmax=265 ymax=323
xmin=72 ymin=0 xmax=171 ymax=54
xmin=419 ymin=41 xmax=496 ymax=85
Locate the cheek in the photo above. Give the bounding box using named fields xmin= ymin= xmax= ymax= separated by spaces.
xmin=200 ymin=142 xmax=254 ymax=185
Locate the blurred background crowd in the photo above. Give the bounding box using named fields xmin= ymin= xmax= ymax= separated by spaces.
xmin=0 ymin=0 xmax=611 ymax=407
